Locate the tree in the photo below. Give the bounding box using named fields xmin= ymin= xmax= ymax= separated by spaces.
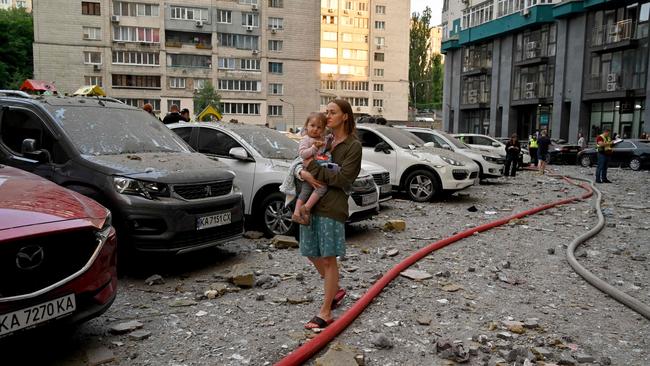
xmin=431 ymin=54 xmax=443 ymax=110
xmin=193 ymin=81 xmax=221 ymax=120
xmin=409 ymin=7 xmax=433 ymax=110
xmin=0 ymin=8 xmax=33 ymax=89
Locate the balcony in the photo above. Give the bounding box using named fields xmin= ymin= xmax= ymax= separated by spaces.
xmin=165 ymin=30 xmax=212 ymax=51
xmin=584 ymin=74 xmax=641 ymax=100
xmin=515 ymin=41 xmax=551 ymax=66
xmin=512 ymin=82 xmax=553 ymax=105
xmin=461 ymin=89 xmax=490 ymax=109
xmin=590 ymin=19 xmax=638 ymax=53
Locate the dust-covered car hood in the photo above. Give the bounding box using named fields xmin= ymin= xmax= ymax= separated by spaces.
xmin=417 ymin=146 xmax=477 ymax=165
xmin=83 ymin=152 xmax=234 ymax=184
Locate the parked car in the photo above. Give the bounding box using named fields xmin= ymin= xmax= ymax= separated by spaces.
xmin=577 ymin=139 xmax=650 ymax=170
xmin=0 ymin=92 xmax=244 ymax=255
xmin=168 ymin=122 xmax=381 ymax=237
xmin=0 ymin=165 xmax=117 ymax=339
xmin=402 ymin=127 xmax=504 ymax=179
xmin=495 ymin=136 xmax=532 ymax=166
xmin=356 ymin=124 xmax=479 ymax=202
xmin=455 ymin=133 xmax=531 ymax=165
xmin=547 ymin=139 xmax=581 ymax=165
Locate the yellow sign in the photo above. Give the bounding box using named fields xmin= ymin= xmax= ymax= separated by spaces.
xmin=73 ymin=85 xmax=106 ymax=96
xmin=197 ymin=104 xmax=223 ymax=121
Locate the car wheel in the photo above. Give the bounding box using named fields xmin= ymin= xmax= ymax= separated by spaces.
xmin=259 ymin=192 xmax=296 ymax=237
xmin=629 ymin=157 xmax=642 ymax=171
xmin=404 ymin=169 xmax=439 ymax=202
xmin=579 ymin=155 xmax=592 ymax=167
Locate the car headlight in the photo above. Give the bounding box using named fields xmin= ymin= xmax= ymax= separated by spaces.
xmin=232 ymin=182 xmax=241 ymax=193
xmin=554 ymin=147 xmax=562 ymax=151
xmin=351 ymin=175 xmax=376 ymax=191
xmin=113 ymin=177 xmax=169 ymax=199
xmin=482 ymin=155 xmax=500 ymax=163
xmin=440 ymin=156 xmax=465 ymax=166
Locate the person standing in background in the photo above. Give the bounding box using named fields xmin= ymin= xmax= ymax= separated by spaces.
xmin=504 ymin=133 xmax=521 ymax=177
xmin=536 ymin=130 xmax=551 ymax=175
xmin=577 ymin=133 xmax=587 ymax=150
xmin=595 ymin=128 xmax=613 ymax=183
xmin=162 ymin=104 xmax=184 ymax=124
xmin=528 ymin=134 xmax=538 ymax=166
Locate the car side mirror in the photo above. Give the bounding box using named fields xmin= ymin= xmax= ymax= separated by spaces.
xmin=21 ymin=138 xmax=51 ymax=163
xmin=229 ymin=147 xmax=250 ymax=160
xmin=374 ymin=141 xmax=391 ymax=154
xmin=491 ymin=142 xmax=501 ymax=147
xmin=423 ymin=141 xmax=436 ymax=148
xmin=441 ymin=144 xmax=452 ymax=150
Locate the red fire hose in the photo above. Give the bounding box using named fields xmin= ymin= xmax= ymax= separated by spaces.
xmin=275 ymin=176 xmax=593 ymax=366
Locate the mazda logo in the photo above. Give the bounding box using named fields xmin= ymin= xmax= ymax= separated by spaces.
xmin=16 ymin=245 xmax=45 ymax=270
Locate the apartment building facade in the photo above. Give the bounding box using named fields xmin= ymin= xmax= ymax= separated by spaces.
xmin=318 ymin=0 xmax=409 ymax=121
xmin=441 ymin=0 xmax=650 ymax=142
xmin=32 ymin=0 xmax=320 ymax=129
xmin=0 ymin=0 xmax=31 ymax=11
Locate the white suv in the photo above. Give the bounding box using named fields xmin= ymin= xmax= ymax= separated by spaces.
xmin=454 ymin=133 xmax=531 ymax=165
xmin=168 ymin=122 xmax=380 ymax=236
xmin=356 ymin=124 xmax=479 ymax=202
xmin=403 ymin=127 xmax=504 ymax=179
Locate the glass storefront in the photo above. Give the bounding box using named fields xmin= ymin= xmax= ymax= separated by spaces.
xmin=589 ymin=100 xmax=645 ymax=140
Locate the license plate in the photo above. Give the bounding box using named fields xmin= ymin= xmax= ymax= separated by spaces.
xmin=0 ymin=294 xmax=76 ymax=337
xmin=380 ymin=184 xmax=392 ymax=194
xmin=361 ymin=193 xmax=377 ymax=206
xmin=197 ymin=211 xmax=232 ymax=230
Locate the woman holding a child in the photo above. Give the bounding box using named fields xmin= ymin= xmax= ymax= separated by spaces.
xmin=296 ymin=99 xmax=361 ymax=329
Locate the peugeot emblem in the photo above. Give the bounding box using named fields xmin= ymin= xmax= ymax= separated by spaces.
xmin=16 ymin=245 xmax=45 ymax=270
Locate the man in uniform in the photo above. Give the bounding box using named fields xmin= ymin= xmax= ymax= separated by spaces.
xmin=595 ymin=128 xmax=613 ymax=183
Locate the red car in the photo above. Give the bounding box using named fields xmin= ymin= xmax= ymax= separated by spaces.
xmin=0 ymin=165 xmax=117 ymax=339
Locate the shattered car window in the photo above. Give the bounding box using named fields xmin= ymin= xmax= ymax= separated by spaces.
xmin=375 ymin=126 xmax=425 ymax=149
xmin=44 ymin=106 xmax=191 ymax=156
xmin=437 ymin=131 xmax=468 ymax=149
xmin=235 ymin=128 xmax=298 ymax=160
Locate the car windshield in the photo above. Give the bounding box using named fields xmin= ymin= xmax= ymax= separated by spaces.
xmin=376 ymin=126 xmax=424 ymax=148
xmin=233 ymin=127 xmax=298 ymax=160
xmin=437 ymin=131 xmax=468 ymax=149
xmin=44 ymin=105 xmax=191 ymax=156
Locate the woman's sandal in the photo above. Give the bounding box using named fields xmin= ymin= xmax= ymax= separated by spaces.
xmin=331 ymin=288 xmax=346 ymax=310
xmin=304 ymin=316 xmax=334 ymax=329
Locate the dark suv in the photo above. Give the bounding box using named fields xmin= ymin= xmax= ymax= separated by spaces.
xmin=0 ymin=92 xmax=244 ymax=254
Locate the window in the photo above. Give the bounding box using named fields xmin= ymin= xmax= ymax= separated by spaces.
xmin=342 ymin=49 xmax=368 ymax=60
xmin=113 ymin=2 xmax=159 ymax=16
xmin=167 ymin=99 xmax=181 ymax=111
xmin=323 ymin=31 xmax=337 ymax=41
xmin=0 ymin=109 xmax=68 ymax=164
xmin=373 ymin=83 xmax=384 ymax=92
xmin=112 ymin=51 xmax=159 ymax=66
xmin=217 ymin=10 xmax=232 ymax=23
xmin=358 ymin=2 xmax=368 ymax=11
xmin=217 ymin=33 xmax=259 ymax=50
xmin=374 ymin=53 xmax=384 ymax=62
xmin=357 ymin=130 xmax=386 ymax=148
xmin=321 ymin=0 xmax=338 ymax=8
xmin=170 ymin=6 xmax=208 ymax=21
xmin=342 ymin=97 xmax=368 ymax=107
xmin=374 ymin=21 xmax=385 ymax=30
xmin=240 ymin=58 xmax=260 ymax=70
xmin=218 ymin=58 xmax=236 ymax=69
xmin=197 ymin=128 xmax=242 ymax=156
xmin=174 ymin=127 xmax=193 ymax=144
xmin=354 ymin=18 xmax=368 ymax=28
xmin=217 ymin=79 xmax=261 ymax=92
xmin=220 ymin=102 xmax=261 ymax=115
xmin=321 ymin=64 xmax=337 ymax=74
xmin=194 ymin=79 xmax=209 ymax=90
xmin=373 ymin=99 xmax=383 ymax=107
xmin=84 ymin=75 xmax=103 ymax=86
xmin=242 ymin=12 xmax=260 ymax=27
xmin=322 ymin=15 xmax=337 ymax=24
xmin=320 ymin=96 xmax=331 ymax=106
xmin=82 ymin=2 xmax=101 ymax=15
xmin=341 ymin=33 xmax=353 ymax=42
xmin=83 ymin=51 xmax=102 ymax=64
xmin=83 ymin=26 xmax=101 ymax=40
xmin=16 ymin=1 xmax=26 ymax=8
xmin=320 ymin=47 xmax=337 ymax=58
xmin=268 ymin=17 xmax=284 ymax=29
xmin=239 ymin=0 xmax=259 ymax=4
xmin=375 ymin=5 xmax=386 ymax=14
xmin=113 ymin=26 xmax=160 ymax=43
xmin=268 ymin=105 xmax=283 ymax=116
xmin=375 ymin=37 xmax=385 ymax=46
xmin=344 ymin=1 xmax=353 ymax=10
xmin=461 ymin=74 xmax=491 ymax=103
xmin=269 ymin=62 xmax=283 ymax=74
xmin=268 ymin=40 xmax=283 ymax=51
xmin=169 ymin=77 xmax=186 ymax=89
xmin=270 ymin=0 xmax=283 ymax=8
xmin=119 ymin=98 xmax=161 ymax=111
xmin=463 ymin=1 xmax=495 ymax=29
xmin=268 ymin=83 xmax=283 ymax=95
xmin=340 ymin=81 xmax=368 ymax=91
xmin=374 ymin=68 xmax=384 ymax=77
xmin=321 ymin=80 xmax=336 ymax=90
xmin=167 ymin=54 xmax=212 ymax=68
xmin=112 ymin=74 xmax=161 ymax=89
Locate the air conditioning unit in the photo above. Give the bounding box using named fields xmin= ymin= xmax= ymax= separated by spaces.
xmin=252 ymin=49 xmax=260 ymax=55
xmin=526 ymin=41 xmax=538 ymax=51
xmin=521 ymin=7 xmax=530 ymax=16
xmin=606 ymin=82 xmax=617 ymax=92
xmin=378 ymin=107 xmax=383 ymax=112
xmin=93 ymin=64 xmax=102 ymax=71
xmin=356 ymin=107 xmax=361 ymax=111
xmin=196 ymin=20 xmax=204 ymax=28
xmin=271 ymin=28 xmax=277 ymax=34
xmin=327 ymin=73 xmax=334 ymax=78
xmin=525 ymin=91 xmax=536 ymax=99
xmin=468 ymin=96 xmax=478 ymax=104
xmin=607 ymin=73 xmax=618 ymax=83
xmin=376 ymin=44 xmax=382 ymax=50
xmin=246 ymin=26 xmax=254 ymax=32
xmin=327 ymin=8 xmax=334 ymax=13
xmin=461 ymin=0 xmax=469 ymax=4
xmin=357 ymin=11 xmax=363 ymax=15
xmin=252 ymin=4 xmax=258 ymax=11
xmin=111 ymin=15 xmax=120 ymax=23
xmin=468 ymin=89 xmax=478 ymax=97
xmin=525 ymin=82 xmax=536 ymax=91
